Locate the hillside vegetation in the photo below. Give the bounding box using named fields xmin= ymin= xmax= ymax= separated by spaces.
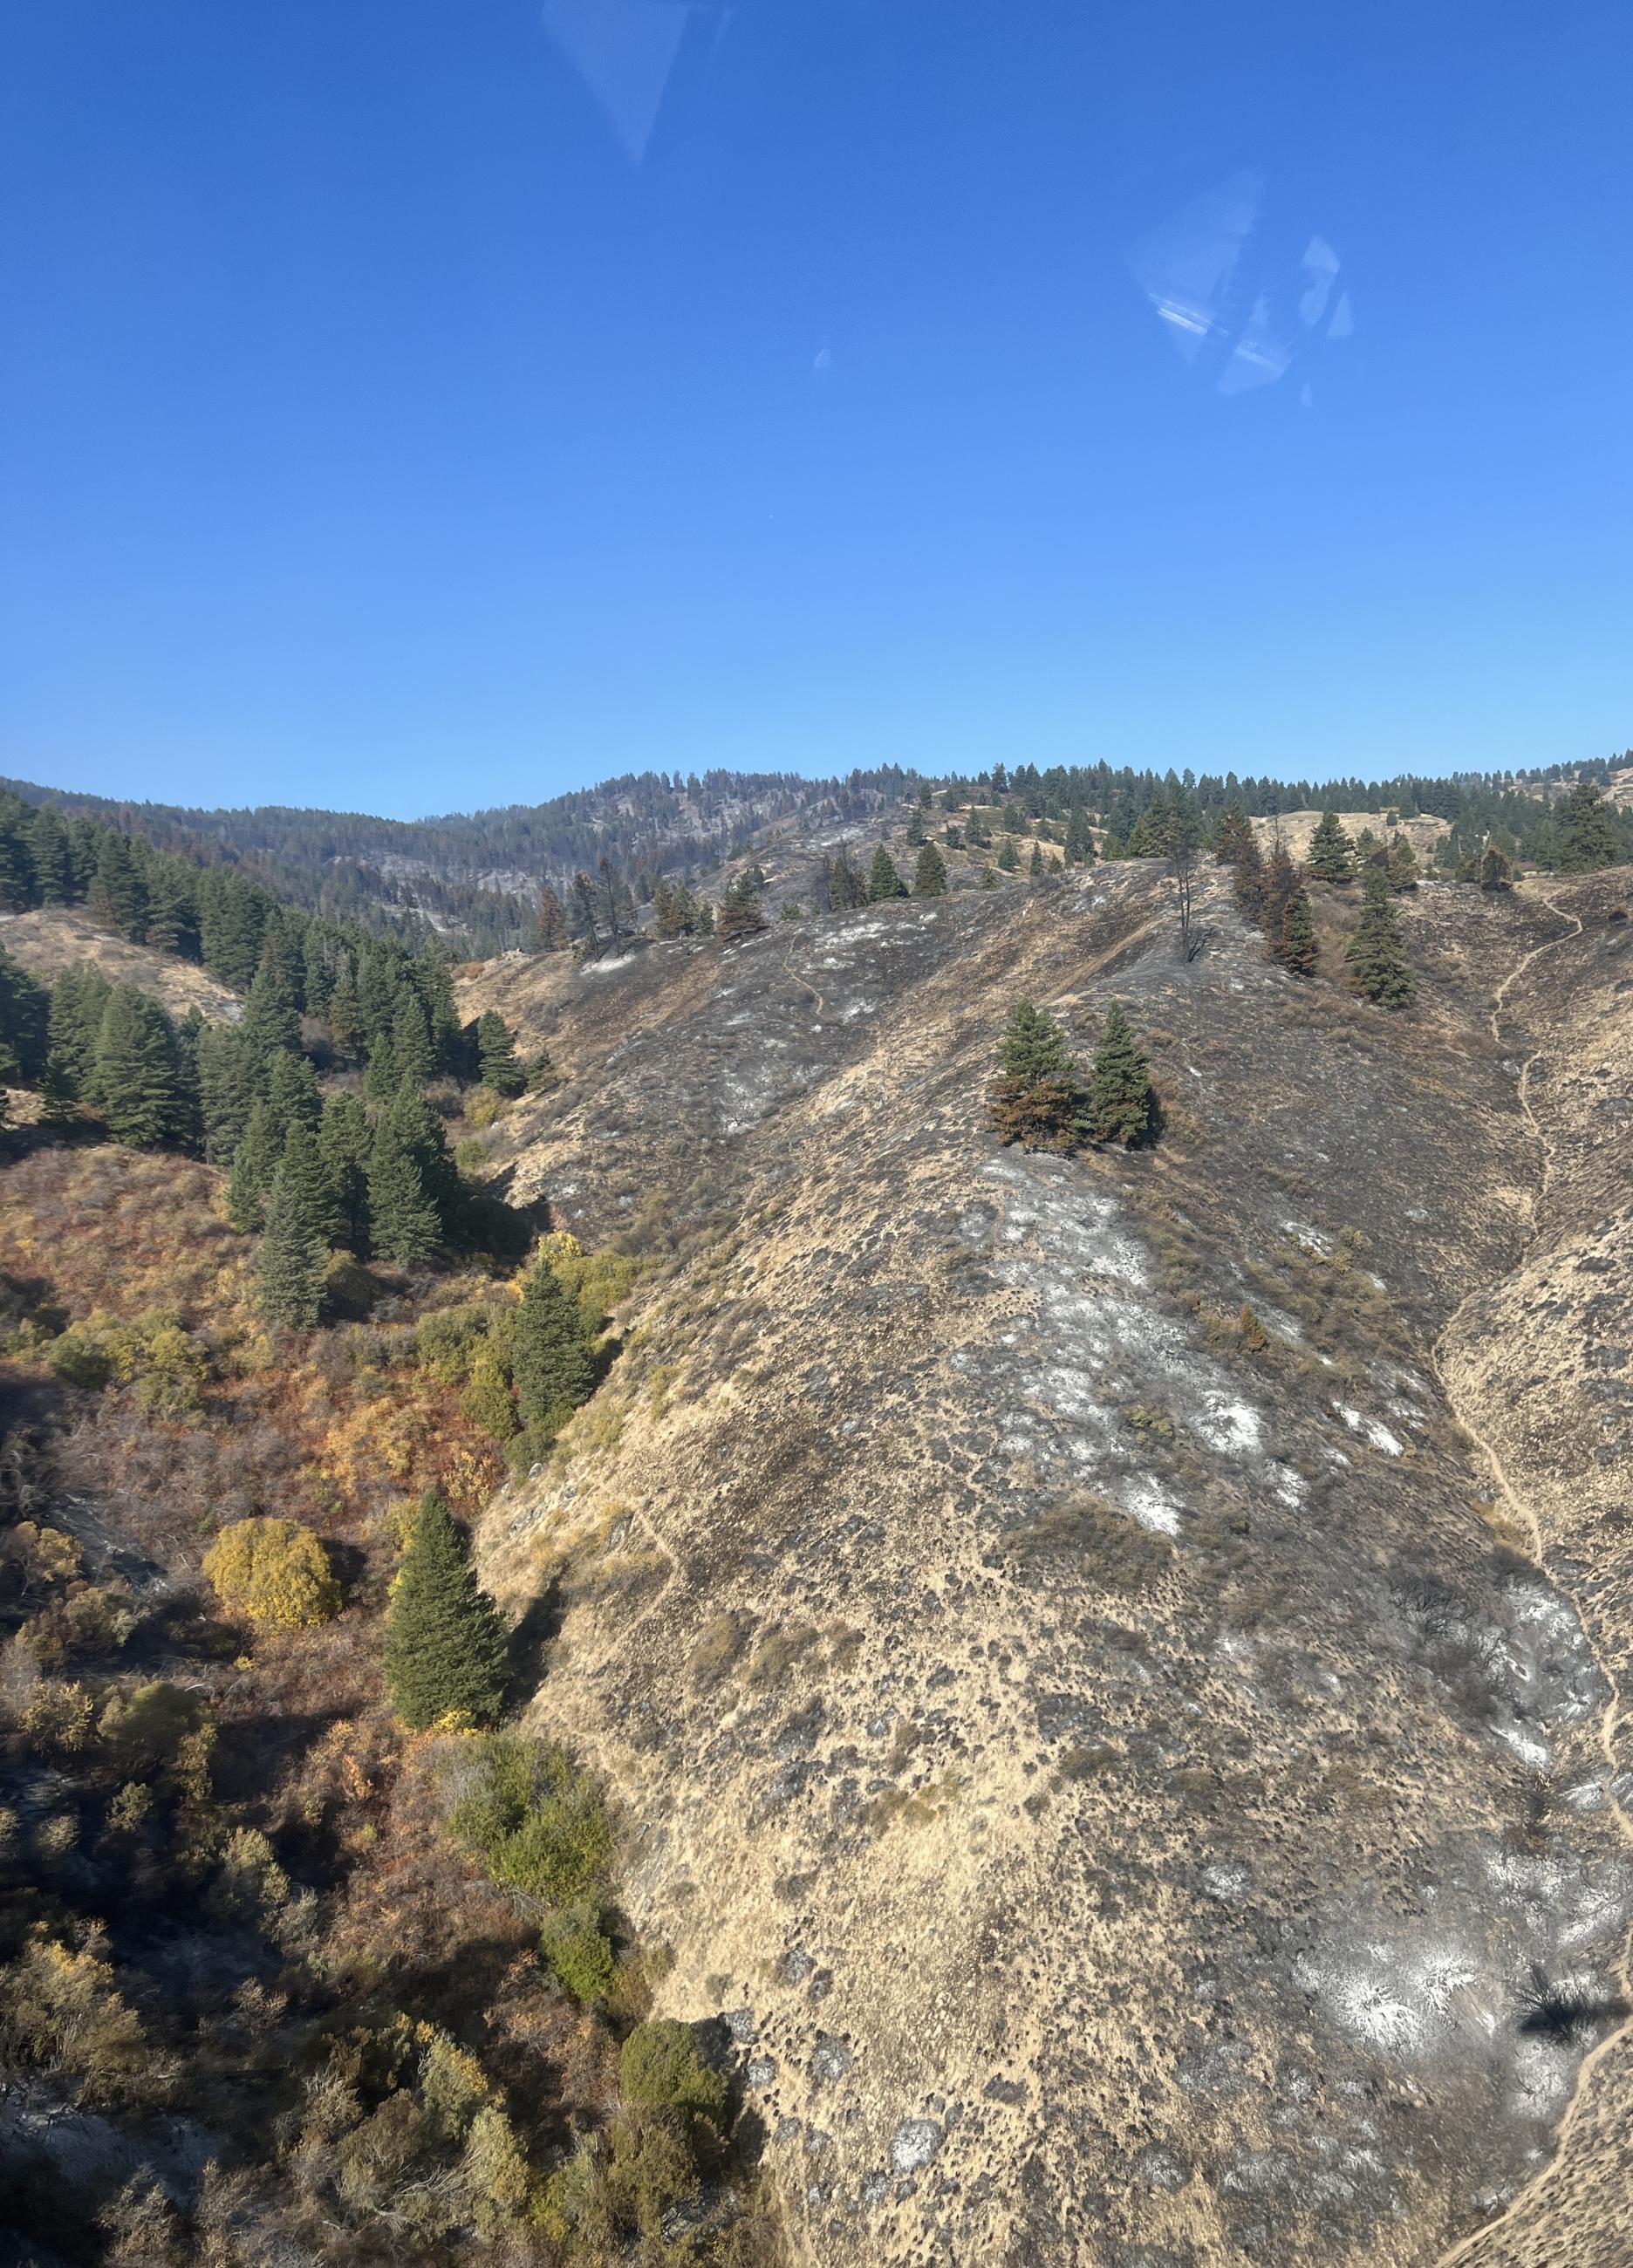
xmin=0 ymin=768 xmax=1630 ymax=2266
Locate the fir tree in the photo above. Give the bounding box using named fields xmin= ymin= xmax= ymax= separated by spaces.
xmin=536 ymin=884 xmax=571 ymax=952
xmin=1384 ymin=835 xmax=1420 ymax=891
xmin=226 ymin=1101 xmax=282 ymax=1233
xmin=867 ymin=845 xmax=907 ymax=902
xmin=88 ymin=832 xmax=147 ymax=939
xmin=716 ymin=871 xmax=769 ymax=943
xmin=1229 ymin=830 xmax=1265 ymax=923
xmin=44 ymin=966 xmax=108 ymax=1103
xmin=264 ymin=1048 xmax=321 ymax=1142
xmin=142 ymin=869 xmax=198 ymax=959
xmin=1307 ymin=810 xmax=1356 ymax=884
xmin=511 ymin=1258 xmax=596 ymax=1431
xmin=196 ymin=1025 xmax=259 ymax=1163
xmin=986 ymin=1000 xmax=1084 ymax=1153
xmin=318 ymin=1093 xmax=373 ymax=1254
xmin=416 ymin=948 xmax=462 ymax=1073
xmin=0 ymin=947 xmax=50 ymax=1084
xmin=386 ymin=1077 xmax=457 ymax=1219
xmin=1278 ymin=885 xmax=1318 ymax=976
xmin=1125 ymin=809 xmax=1162 ymax=857
xmin=326 ymin=966 xmax=364 ymax=1058
xmin=381 ymin=1491 xmax=509 ymax=1731
xmin=243 ymin=930 xmax=303 ymax=1063
xmin=997 ymin=837 xmax=1019 ymax=872
xmin=1346 ymin=869 xmax=1415 ymax=1008
xmin=475 ymin=1010 xmax=526 ymax=1097
xmin=27 ymin=806 xmax=72 ymax=904
xmin=88 ymin=988 xmax=182 ymax=1149
xmin=979 ymin=865 xmax=1000 ymax=890
xmin=1214 ymin=806 xmax=1254 ymax=865
xmin=1086 ymin=1002 xmax=1158 ymax=1148
xmin=363 ymin=1031 xmax=400 ymax=1101
xmin=1555 ymin=781 xmax=1621 ymax=871
xmin=1259 ymin=844 xmax=1298 ymax=940
xmin=1065 ymin=805 xmax=1095 ymax=865
xmin=392 ymin=990 xmax=435 ymax=1087
xmin=1029 ymin=844 xmax=1045 ymax=877
xmin=367 ymin=1098 xmax=445 ymax=1267
xmin=256 ymin=1158 xmax=330 ymax=1329
xmin=277 ymin=1121 xmax=341 ymax=1248
xmin=913 ymin=842 xmax=948 ymax=897
xmin=1479 ymin=843 xmax=1515 ymax=891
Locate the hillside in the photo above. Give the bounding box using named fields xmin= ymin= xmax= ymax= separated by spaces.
xmin=454 ymin=860 xmax=1633 ymax=2265
xmin=2 ymin=787 xmax=1630 ymax=2266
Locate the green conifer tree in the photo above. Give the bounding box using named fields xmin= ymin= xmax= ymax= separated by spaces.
xmin=986 ymin=1000 xmax=1084 ymax=1152
xmin=1086 ymin=1002 xmax=1158 ymax=1148
xmin=1028 ymin=844 xmax=1045 ymax=877
xmin=26 ymin=806 xmax=72 ymax=904
xmin=511 ymin=1258 xmax=596 ymax=1431
xmin=381 ymin=1491 xmax=509 ymax=1730
xmin=326 ymin=965 xmax=364 ymax=1058
xmin=1064 ymin=805 xmax=1094 ymax=865
xmin=363 ymin=1030 xmax=400 ymax=1101
xmin=1346 ymin=870 xmax=1415 ymax=1008
xmin=979 ymin=864 xmax=1000 ymax=890
xmin=1214 ymin=806 xmax=1253 ymax=866
xmin=867 ymin=845 xmax=907 ymax=901
xmin=243 ymin=927 xmax=304 ymax=1062
xmin=277 ymin=1121 xmax=341 ymax=1248
xmin=1259 ymin=844 xmax=1298 ymax=939
xmin=256 ymin=1158 xmax=330 ymax=1329
xmin=0 ymin=947 xmax=50 ymax=1083
xmin=475 ymin=1010 xmax=526 ymax=1098
xmin=196 ymin=1025 xmax=259 ymax=1164
xmin=1384 ymin=835 xmax=1420 ymax=891
xmin=1479 ymin=843 xmax=1515 ymax=891
xmin=997 ymin=837 xmax=1019 ymax=872
xmin=1278 ymin=885 xmax=1318 ymax=976
xmin=913 ymin=842 xmax=948 ymax=897
xmin=716 ymin=871 xmax=769 ymax=942
xmin=318 ymin=1093 xmax=373 ymax=1254
xmin=88 ymin=832 xmax=147 ymax=939
xmin=226 ymin=1101 xmax=282 ymax=1233
xmin=87 ymin=987 xmax=182 ymax=1149
xmin=1555 ymin=781 xmax=1621 ymax=871
xmin=392 ymin=990 xmax=435 ymax=1087
xmin=1307 ymin=810 xmax=1356 ymax=884
xmin=367 ymin=1114 xmax=442 ymax=1267
xmin=264 ymin=1048 xmax=321 ymax=1142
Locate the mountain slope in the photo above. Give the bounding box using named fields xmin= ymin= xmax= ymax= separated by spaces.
xmin=454 ymin=865 xmax=1633 ymax=2264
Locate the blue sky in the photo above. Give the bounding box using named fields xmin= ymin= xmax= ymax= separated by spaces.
xmin=3 ymin=1 xmax=1630 ymax=818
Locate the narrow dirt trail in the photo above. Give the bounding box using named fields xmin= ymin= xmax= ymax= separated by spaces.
xmin=1430 ymin=889 xmax=1630 ymax=2268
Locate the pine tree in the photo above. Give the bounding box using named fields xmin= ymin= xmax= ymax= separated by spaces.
xmin=243 ymin=930 xmax=303 ymax=1063
xmin=0 ymin=947 xmax=50 ymax=1083
xmin=88 ymin=988 xmax=183 ymax=1149
xmin=537 ymin=884 xmax=571 ymax=952
xmin=364 ymin=1031 xmax=400 ymax=1101
xmin=264 ymin=1048 xmax=321 ymax=1142
xmin=318 ymin=1093 xmax=373 ymax=1254
xmin=511 ymin=1259 xmax=597 ymax=1431
xmin=867 ymin=845 xmax=906 ymax=902
xmin=1028 ymin=844 xmax=1045 ymax=877
xmin=979 ymin=865 xmax=1000 ymax=890
xmin=277 ymin=1121 xmax=341 ymax=1248
xmin=196 ymin=1025 xmax=259 ymax=1163
xmin=381 ymin=1492 xmax=509 ymax=1731
xmin=913 ymin=842 xmax=948 ymax=897
xmin=326 ymin=965 xmax=364 ymax=1058
xmin=997 ymin=837 xmax=1019 ymax=872
xmin=1555 ymin=781 xmax=1621 ymax=871
xmin=1307 ymin=810 xmax=1356 ymax=884
xmin=1384 ymin=835 xmax=1420 ymax=891
xmin=1278 ymin=885 xmax=1318 ymax=976
xmin=27 ymin=806 xmax=72 ymax=904
xmin=227 ymin=1101 xmax=282 ymax=1233
xmin=1065 ymin=805 xmax=1095 ymax=865
xmin=475 ymin=1010 xmax=526 ymax=1097
xmin=1346 ymin=869 xmax=1415 ymax=1008
xmin=1259 ymin=844 xmax=1298 ymax=940
xmin=986 ymin=1000 xmax=1084 ymax=1153
xmin=256 ymin=1158 xmax=330 ymax=1329
xmin=1086 ymin=1002 xmax=1158 ymax=1148
xmin=392 ymin=990 xmax=434 ymax=1087
xmin=1125 ymin=810 xmax=1162 ymax=857
xmin=716 ymin=871 xmax=768 ymax=943
xmin=1479 ymin=844 xmax=1515 ymax=891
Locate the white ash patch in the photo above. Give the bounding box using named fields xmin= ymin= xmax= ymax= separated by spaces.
xmin=580 ymin=953 xmax=637 ymax=975
xmin=890 ymin=2119 xmax=941 ymax=2173
xmin=1122 ymin=1478 xmax=1182 ymax=1535
xmin=1202 ymin=1861 xmax=1251 ymax=1901
xmin=1334 ymin=1404 xmax=1404 ymax=1457
xmin=1195 ymin=1394 xmax=1264 ymax=1455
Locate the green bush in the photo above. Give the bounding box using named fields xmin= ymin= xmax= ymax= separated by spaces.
xmin=618 ymin=2019 xmax=729 ymax=2126
xmin=539 ymin=1898 xmax=618 ymax=2004
xmin=449 ymin=1737 xmax=611 ymax=1904
xmin=460 ymin=1356 xmax=518 ymax=1441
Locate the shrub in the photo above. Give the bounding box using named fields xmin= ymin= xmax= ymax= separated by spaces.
xmin=97 ymin=1682 xmax=201 ymax=1779
xmin=466 ymin=1088 xmax=507 ymax=1130
xmin=618 ymin=2019 xmax=729 ymax=2126
xmin=460 ymin=1356 xmax=519 ymax=1440
xmin=539 ymin=1897 xmax=618 ymax=2004
xmin=203 ymin=1517 xmax=341 ymax=1629
xmin=449 ymin=1736 xmax=611 ymax=1904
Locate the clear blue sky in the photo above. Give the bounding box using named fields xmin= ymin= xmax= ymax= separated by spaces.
xmin=3 ymin=2 xmax=1630 ymax=818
